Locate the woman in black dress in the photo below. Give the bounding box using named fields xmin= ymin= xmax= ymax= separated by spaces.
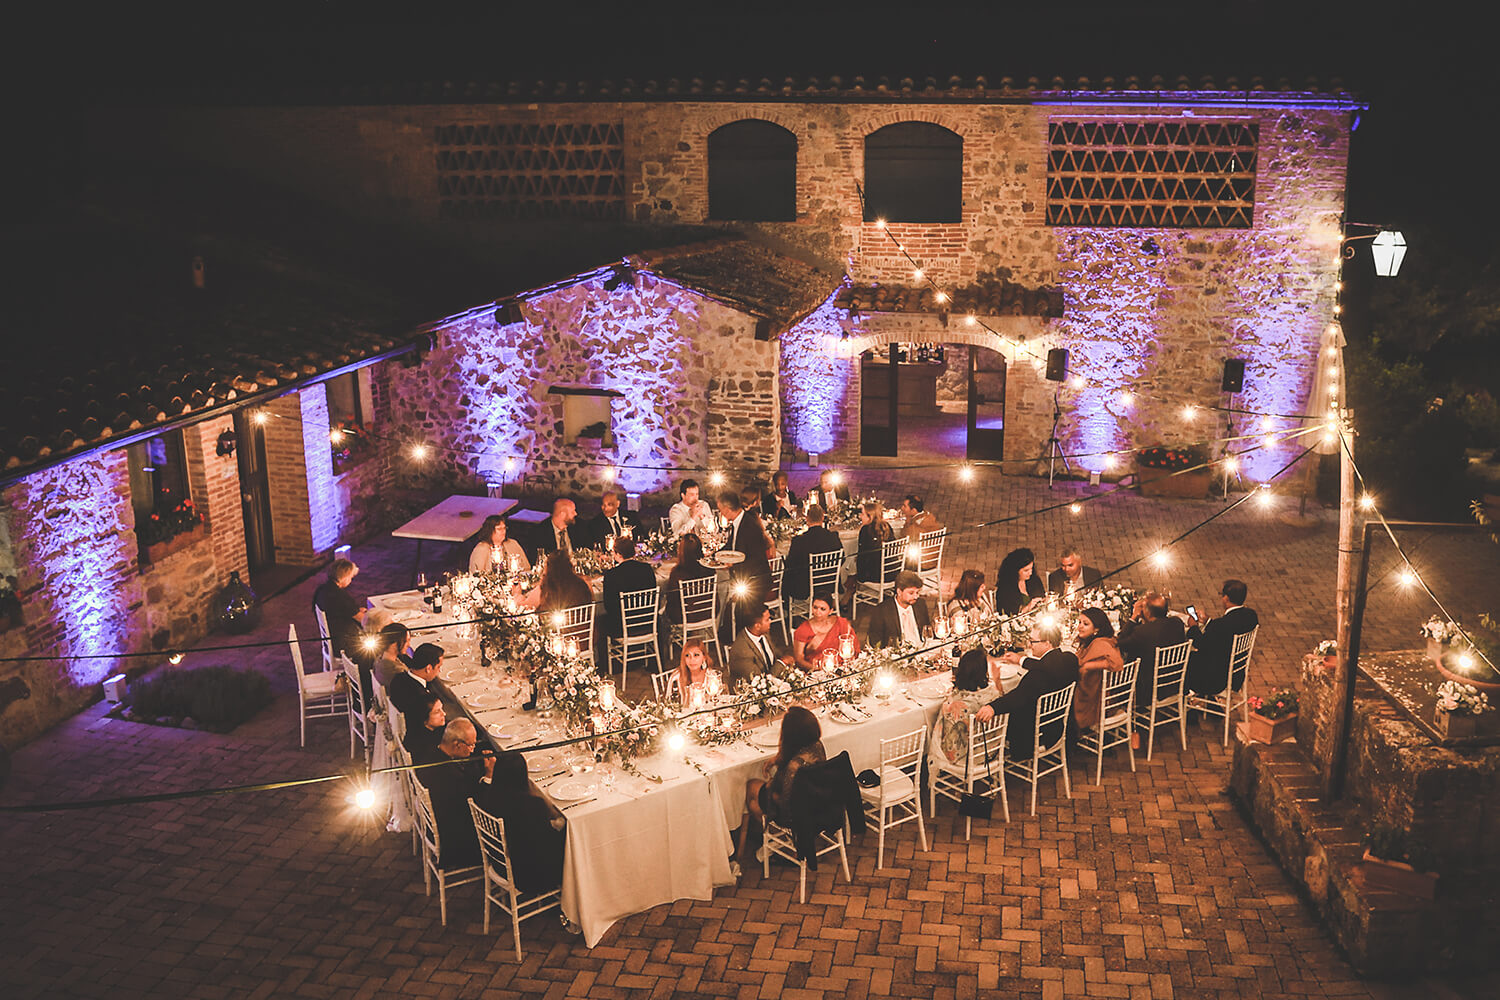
xmin=995 ymin=547 xmax=1046 ymax=616
xmin=737 ymin=706 xmax=826 ymax=861
xmin=485 ymin=750 xmax=567 ymax=894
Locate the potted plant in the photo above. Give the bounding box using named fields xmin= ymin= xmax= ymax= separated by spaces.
xmin=1135 ymin=445 xmax=1213 ymax=499
xmin=1433 ymin=680 xmax=1489 ymax=739
xmin=1313 ymin=639 xmax=1337 ymax=670
xmin=330 ymin=420 xmax=375 ymax=475
xmin=1419 ymin=616 xmax=1458 ymax=669
xmin=139 ymin=494 xmax=207 ymax=563
xmin=1246 ymin=688 xmax=1299 ymax=743
xmin=1358 ymin=825 xmax=1438 ymax=900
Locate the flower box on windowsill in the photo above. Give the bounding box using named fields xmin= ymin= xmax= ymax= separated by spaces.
xmin=144 ymin=523 xmax=209 ymax=564
xmin=1357 ymin=849 xmax=1438 ymax=900
xmin=1245 ymin=711 xmax=1298 ymax=744
xmin=1137 ymin=468 xmax=1214 ymax=499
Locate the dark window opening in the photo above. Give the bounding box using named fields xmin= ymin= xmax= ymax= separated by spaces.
xmin=863 ymin=122 xmax=963 ymax=223
xmin=128 ymin=431 xmax=200 ymax=559
xmin=708 ymin=119 xmax=798 ymax=221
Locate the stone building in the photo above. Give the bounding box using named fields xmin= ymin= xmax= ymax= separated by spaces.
xmin=0 ymin=76 xmax=1361 ymax=745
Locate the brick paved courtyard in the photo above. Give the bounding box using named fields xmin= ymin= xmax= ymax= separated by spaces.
xmin=4 ymin=468 xmax=1496 ymax=999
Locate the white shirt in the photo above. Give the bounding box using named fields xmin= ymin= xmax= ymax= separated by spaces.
xmin=896 ymin=601 xmax=920 ymax=646
xmin=669 ymin=500 xmax=710 ymax=536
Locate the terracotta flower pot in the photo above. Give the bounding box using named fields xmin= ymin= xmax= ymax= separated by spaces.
xmin=1246 ymin=711 xmax=1297 ymax=744
xmin=1358 ymin=849 xmax=1437 ymax=900
xmin=1434 ymin=655 xmax=1500 ymax=696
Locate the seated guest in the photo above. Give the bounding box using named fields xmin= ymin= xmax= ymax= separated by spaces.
xmin=413 ymin=719 xmax=492 ymax=869
xmin=467 ymin=515 xmax=529 ymax=575
xmin=389 ymin=642 xmax=449 ymax=721
xmin=662 ymin=533 xmax=715 ymax=624
xmin=372 ymin=622 xmax=412 ymax=689
xmin=517 ymin=549 xmax=593 ymax=616
xmin=791 ymin=593 xmax=859 ymax=672
xmin=533 ymin=498 xmax=584 ymax=562
xmin=727 ymin=606 xmax=793 ymax=688
xmin=1118 ymin=591 xmax=1186 ymax=713
xmin=975 ymin=624 xmax=1080 ymax=759
xmin=312 ymin=557 xmax=366 ymax=660
xmin=761 ymin=471 xmax=799 ymax=520
xmin=402 ymin=690 xmax=447 ymax=759
xmin=864 ymin=571 xmax=933 ymax=648
xmin=485 ymin=750 xmax=567 ymax=895
xmin=1186 ymin=579 xmax=1259 ymax=696
xmin=602 ymin=535 xmax=657 ymax=641
xmin=806 ymin=469 xmax=852 ymax=512
xmin=782 ymin=504 xmax=843 ymax=611
xmin=995 ymin=547 xmax=1046 ymax=616
xmin=929 ymin=648 xmax=1000 ymax=769
xmin=718 ymin=491 xmax=773 ymax=631
xmin=946 ymin=569 xmax=995 ymax=620
xmin=668 ymin=478 xmax=714 ymax=536
xmin=899 ymin=494 xmax=944 ymax=545
xmin=737 ymin=705 xmax=826 ymax=862
xmin=587 ymin=490 xmax=640 ymax=549
xmin=843 ymin=499 xmax=895 ymax=610
xmin=1072 ymin=608 xmax=1125 ymax=734
xmin=676 ymin=638 xmax=718 ymax=705
xmin=1047 ymin=546 xmax=1104 ymax=597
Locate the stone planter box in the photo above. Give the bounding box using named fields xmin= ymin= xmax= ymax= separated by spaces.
xmin=1137 ymin=468 xmax=1213 ymax=499
xmin=1246 ymin=711 xmax=1297 ymax=744
xmin=144 ymin=523 xmax=208 ymax=564
xmin=1358 ymin=849 xmax=1438 ymax=901
xmin=1434 ymin=708 xmax=1479 ymax=740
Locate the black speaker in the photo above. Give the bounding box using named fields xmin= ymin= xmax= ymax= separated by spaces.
xmin=1221 ymin=358 xmax=1246 ymax=394
xmin=1045 ymin=348 xmax=1069 ymax=383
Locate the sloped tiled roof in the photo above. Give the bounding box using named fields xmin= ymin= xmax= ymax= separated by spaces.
xmin=631 ymin=240 xmax=843 ymax=332
xmin=201 ymin=75 xmax=1364 ymax=107
xmin=835 ymin=278 xmax=1064 ymax=318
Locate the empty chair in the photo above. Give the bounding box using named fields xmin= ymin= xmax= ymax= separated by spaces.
xmin=289 ymin=623 xmax=345 ymax=748
xmin=1003 ymin=683 xmax=1076 ymax=815
xmin=861 ymin=727 xmax=929 ymax=869
xmin=1077 ymin=659 xmax=1140 ymax=784
xmin=1187 ymin=626 xmax=1259 ymax=746
xmin=1134 ymin=639 xmax=1193 ymax=760
xmin=765 ymin=556 xmax=788 ymax=644
xmin=339 ymin=653 xmax=374 ymax=767
xmin=651 ymin=666 xmax=683 ymax=705
xmin=929 ymin=714 xmax=1009 ymax=840
xmin=468 ymin=802 xmax=564 ymax=960
xmin=787 ymin=550 xmax=844 ymax=624
xmin=551 ymin=602 xmax=596 ymax=657
xmin=312 ymin=605 xmax=334 ymax=672
xmin=915 ymin=528 xmax=947 ymax=596
xmin=607 ymin=587 xmax=662 ymax=690
xmin=669 ymin=575 xmax=721 ymax=662
xmin=407 ymin=771 xmax=483 ymax=926
xmin=853 ymin=537 xmax=908 ymax=617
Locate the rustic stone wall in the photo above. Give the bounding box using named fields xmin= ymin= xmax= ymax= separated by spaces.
xmin=329 ymin=366 xmax=399 ymax=545
xmin=934 ymin=344 xmax=968 ymax=403
xmin=387 ymin=273 xmax=779 ymax=503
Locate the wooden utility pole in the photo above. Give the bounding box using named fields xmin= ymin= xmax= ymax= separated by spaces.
xmin=1324 ymin=411 xmax=1356 ymax=798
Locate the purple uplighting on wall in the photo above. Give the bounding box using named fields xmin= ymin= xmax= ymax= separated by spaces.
xmin=778 ymin=286 xmax=853 ymax=457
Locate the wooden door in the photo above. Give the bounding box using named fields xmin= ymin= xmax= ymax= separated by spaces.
xmin=234 ymin=410 xmax=276 ymax=570
xmin=966 ymin=346 xmax=1006 ymax=461
xmin=860 ymin=344 xmax=900 ymax=457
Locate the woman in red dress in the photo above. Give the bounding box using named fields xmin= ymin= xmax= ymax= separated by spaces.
xmin=790 ymin=592 xmax=859 ymax=672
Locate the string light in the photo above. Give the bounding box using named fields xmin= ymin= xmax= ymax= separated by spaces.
xmin=1068 ymin=376 xmax=1085 ymax=389
xmin=666 ymin=730 xmax=687 ymax=753
xmin=550 ymin=611 xmax=564 ymax=628
xmin=352 ymin=788 xmax=376 ymax=811
xmin=874 ymin=218 xmax=887 ymax=230
xmin=1152 ymin=549 xmax=1171 ymax=568
xmin=409 ymin=444 xmax=429 ymax=461
xmin=708 ymin=471 xmax=725 ymax=487
xmin=1358 ymin=494 xmax=1376 ymax=511
xmin=1257 ymin=484 xmax=1275 ymax=508
xmin=730 ymin=581 xmax=749 ymax=600
xmin=1457 ymin=652 xmax=1476 ymax=672
xmin=1261 ymin=434 xmax=1278 ymax=451
xmin=1223 ymin=456 xmax=1240 ymax=474
xmin=965 ymin=314 xmax=976 ymax=326
xmin=1333 ymin=304 xmax=1342 ymax=315
xmin=934 ymin=291 xmax=948 ymax=305
xmin=1117 ymin=391 xmax=1133 ymax=408
xmin=958 ymin=464 xmax=975 ymax=483
xmin=1102 ymin=454 xmax=1116 ymax=470
xmin=601 ymin=466 xmax=614 ymax=483
xmin=1182 ymin=405 xmax=1197 ymax=422
xmin=329 ymin=429 xmax=345 ymax=444
xmin=503 ymin=456 xmax=516 ymax=472
xmin=1069 ymin=502 xmax=1082 ymax=514
xmin=829 ymin=471 xmax=845 ymax=486
xmin=1397 ymin=569 xmax=1417 ymax=587
xmin=361 ymin=634 xmax=380 ymax=653
xmin=912 ymin=268 xmax=924 ymax=281
xmin=168 ymin=652 xmax=184 ymax=665
xmin=252 ymin=412 xmax=269 ymax=426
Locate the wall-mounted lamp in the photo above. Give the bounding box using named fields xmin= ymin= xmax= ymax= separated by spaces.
xmin=215 ymin=429 xmax=237 ymax=457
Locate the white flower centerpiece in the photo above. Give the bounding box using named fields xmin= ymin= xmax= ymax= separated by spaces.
xmin=1434 ymin=679 xmax=1489 ymax=739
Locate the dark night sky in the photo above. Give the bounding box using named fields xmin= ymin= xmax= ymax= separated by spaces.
xmin=17 ymin=1 xmax=1494 ymax=244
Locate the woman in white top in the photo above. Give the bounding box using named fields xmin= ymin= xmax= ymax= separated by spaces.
xmin=467 ymin=515 xmax=529 ymax=574
xmin=668 ymin=478 xmax=714 ymax=536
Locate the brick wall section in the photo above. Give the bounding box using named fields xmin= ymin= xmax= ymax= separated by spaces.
xmin=263 ymin=395 xmax=317 ymax=565
xmin=185 ymin=415 xmax=249 ymax=582
xmin=331 ymin=365 xmax=398 ymax=545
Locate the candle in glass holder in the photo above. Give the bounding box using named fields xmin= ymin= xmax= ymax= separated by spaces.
xmin=565 ymin=638 xmax=579 ymax=659
xmin=690 ymin=685 xmax=706 ymax=710
xmin=453 ymin=576 xmax=473 ymax=600
xmin=605 ymin=535 xmax=615 ymax=553
xmin=622 ymin=524 xmax=633 ymax=539
xmin=875 ymin=671 xmax=894 ymax=699
xmin=934 ymin=617 xmax=950 ymax=640
xmin=838 ymin=633 xmax=855 ymax=661
xmin=591 ymin=713 xmax=605 ymax=735
xmin=549 ymin=635 xmax=564 ymax=656
xmin=952 ymin=610 xmax=967 ymax=636
xmin=509 ymin=553 xmax=521 ymax=574
xmin=599 ymin=678 xmax=616 ymax=711
xmin=705 ymin=669 xmax=723 ymax=699
xmin=821 ymin=649 xmax=838 ymax=673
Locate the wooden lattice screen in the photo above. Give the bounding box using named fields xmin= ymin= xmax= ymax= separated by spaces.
xmin=1046 ymin=120 xmax=1258 ymax=228
xmin=435 ymin=123 xmax=626 ymax=220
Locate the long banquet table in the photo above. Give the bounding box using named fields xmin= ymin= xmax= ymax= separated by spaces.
xmin=367 ymin=588 xmax=1009 ymax=947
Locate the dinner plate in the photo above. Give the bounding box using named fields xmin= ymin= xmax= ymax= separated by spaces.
xmin=827 ymin=706 xmax=863 ymax=725
xmin=486 ymin=723 xmax=517 ymax=740
xmin=467 ymin=692 xmax=502 ymax=709
xmin=383 ymin=595 xmax=426 ymax=611
xmin=749 ymin=727 xmax=781 ymax=749
xmin=526 ymin=752 xmax=557 ymax=773
xmin=714 ymin=550 xmax=746 ymax=565
xmin=909 ymin=676 xmax=952 ymax=700
xmin=391 ymin=610 xmax=426 ymax=623
xmin=549 ymin=778 xmax=594 ymax=801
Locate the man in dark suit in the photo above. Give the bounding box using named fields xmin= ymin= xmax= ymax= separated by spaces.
xmin=761 ymin=471 xmax=799 ymax=521
xmin=864 ymin=571 xmax=932 ymax=648
xmin=601 ymin=535 xmax=657 ymax=641
xmin=782 ymin=504 xmax=843 ymax=610
xmin=389 ymin=643 xmax=455 ymax=725
xmin=587 ymin=490 xmax=641 ymax=549
xmin=1186 ymin=579 xmax=1260 ymax=696
xmin=975 ymin=624 xmax=1080 ymax=760
xmin=807 ymin=469 xmax=852 ymax=512
xmin=1046 ymin=546 xmax=1104 ymax=596
xmin=412 ymin=719 xmax=493 ymax=869
xmin=1118 ymin=591 xmax=1187 ymax=710
xmin=727 ymin=606 xmax=792 ymax=689
xmin=717 ymin=491 xmax=772 ymax=633
xmin=532 ymin=498 xmax=586 ymax=563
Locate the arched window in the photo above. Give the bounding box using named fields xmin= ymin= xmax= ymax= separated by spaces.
xmin=707 ymin=119 xmax=797 ymax=221
xmin=863 ymin=122 xmax=963 ymax=223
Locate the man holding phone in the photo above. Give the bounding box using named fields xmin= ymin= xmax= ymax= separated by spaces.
xmin=1185 ymin=579 xmax=1259 ymax=698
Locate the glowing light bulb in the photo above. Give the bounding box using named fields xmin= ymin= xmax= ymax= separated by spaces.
xmin=1182 ymin=405 xmax=1196 ymax=422
xmin=550 ymin=611 xmax=564 ymax=628
xmin=1322 ymin=429 xmax=1337 ymax=446
xmin=708 ymin=471 xmax=725 ymax=487
xmin=1117 ymin=391 xmax=1133 ymax=408
xmin=1326 ymin=346 xmax=1338 ymax=357
xmin=1359 ymin=494 xmax=1376 ymax=511
xmin=354 ymin=788 xmax=376 ymax=810
xmin=361 ymin=634 xmax=380 ymax=653
xmin=1223 ymin=457 xmax=1240 ymax=473
xmin=829 ymin=471 xmax=844 ymax=486
xmin=1257 ymin=486 xmax=1274 ymax=508
xmin=1261 ymin=434 xmax=1278 ymax=451
xmin=731 ymin=581 xmax=749 ymax=599
xmin=965 ymin=314 xmax=976 ymax=326
xmin=907 ymin=544 xmax=922 ymax=563
xmin=958 ymin=464 xmax=975 ymax=483
xmin=253 ymin=412 xmax=269 ymax=426
xmin=168 ymin=652 xmax=184 ymax=665
xmin=1397 ymin=569 xmax=1417 ymax=587
xmin=1457 ymin=653 xmax=1476 ymax=671
xmin=1335 ymin=281 xmax=1343 ymax=292
xmin=503 ymin=456 xmax=516 ymax=471
xmin=667 ymin=731 xmax=687 ymax=753
xmin=1326 ymin=365 xmax=1339 ymax=378
xmin=934 ymin=291 xmax=948 ymax=304
xmin=1069 ymin=376 xmax=1085 ymax=389
xmin=329 ymin=429 xmax=345 ymax=444
xmin=601 ymin=466 xmax=614 ymax=482
xmin=410 ymin=444 xmax=429 ymax=461
xmin=912 ymin=268 xmax=924 ymax=281
xmin=875 ymin=217 xmax=887 ymax=229
xmin=1069 ymin=502 xmax=1082 ymax=514
xmin=1333 ymin=304 xmax=1342 ymax=314
xmin=1152 ymin=549 xmax=1171 ymax=569
xmin=1102 ymin=454 xmax=1116 ymax=470
xmin=1039 ymin=614 xmax=1056 ymax=629
xmin=1259 ymin=417 xmax=1273 ymax=432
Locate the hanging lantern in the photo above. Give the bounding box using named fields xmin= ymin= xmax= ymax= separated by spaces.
xmin=1370 ymin=230 xmax=1406 ymax=277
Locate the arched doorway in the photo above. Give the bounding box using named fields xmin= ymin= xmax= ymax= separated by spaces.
xmin=858 ymin=336 xmax=1008 ymax=462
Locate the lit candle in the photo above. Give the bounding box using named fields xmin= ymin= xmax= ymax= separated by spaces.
xmin=876 ymin=671 xmax=894 ymax=697
xmin=605 ymin=535 xmax=615 ymax=553
xmin=934 ymin=617 xmax=949 ymax=640
xmin=599 ymin=678 xmax=616 ymax=711
xmin=591 ymin=714 xmax=605 ymax=735
xmin=453 ymin=576 xmax=473 ymax=600
xmin=821 ymin=649 xmax=838 ymax=673
xmin=549 ymin=636 xmax=563 ymax=656
xmin=509 ymin=553 xmax=521 ymax=574
xmin=838 ymin=633 xmax=854 ymax=661
xmin=690 ymin=685 xmax=706 ymax=710
xmin=952 ymin=610 xmax=967 ymax=636
xmin=705 ymin=669 xmax=723 ymax=699
xmin=565 ymin=639 xmax=579 ymax=659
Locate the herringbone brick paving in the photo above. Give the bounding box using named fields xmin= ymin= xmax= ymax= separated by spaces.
xmin=3 ymin=468 xmax=1496 ymax=999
